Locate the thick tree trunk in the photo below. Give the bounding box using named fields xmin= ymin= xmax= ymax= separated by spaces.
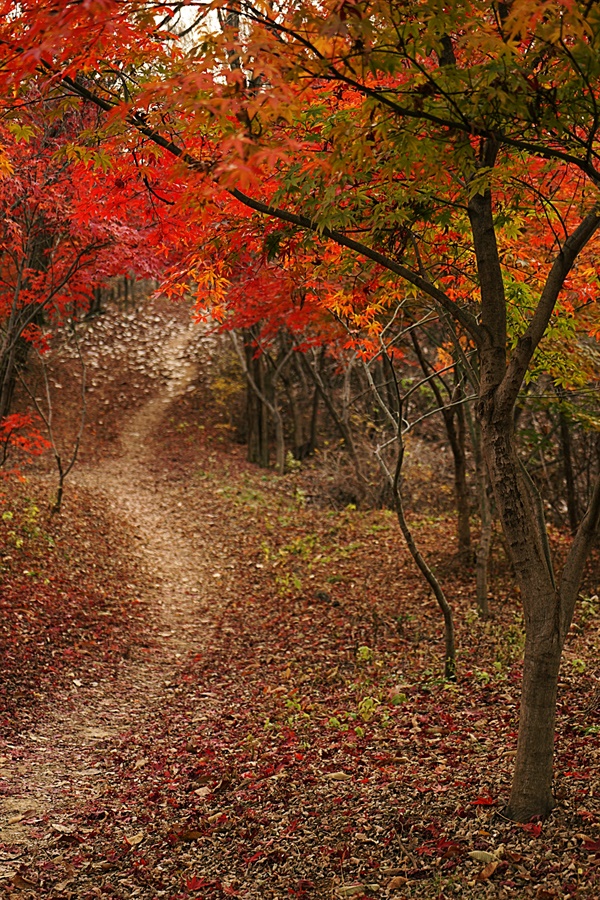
xmin=468 ymin=157 xmax=600 ymax=823
xmin=480 ymin=408 xmax=563 ymax=817
xmin=506 ymin=629 xmax=563 ymax=820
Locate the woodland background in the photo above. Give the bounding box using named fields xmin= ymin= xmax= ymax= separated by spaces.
xmin=1 ymin=1 xmax=600 ymax=898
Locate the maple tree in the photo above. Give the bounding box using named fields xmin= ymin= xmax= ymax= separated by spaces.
xmin=0 ymin=96 xmax=189 ymax=471
xmin=1 ymin=0 xmax=600 ymax=823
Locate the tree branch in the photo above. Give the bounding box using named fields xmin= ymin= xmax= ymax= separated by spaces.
xmin=57 ymin=71 xmax=484 ymax=343
xmin=498 ymin=211 xmax=600 ymax=414
xmin=229 ymin=188 xmax=483 ymax=341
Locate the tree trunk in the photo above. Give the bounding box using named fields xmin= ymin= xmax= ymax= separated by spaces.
xmin=480 ymin=408 xmax=562 ymax=817
xmin=272 ymin=388 xmax=285 ymax=475
xmin=0 ymin=332 xmax=31 ymax=423
xmin=506 ymin=629 xmax=563 ymax=820
xmin=243 ymin=330 xmax=270 ymax=468
xmin=473 ymin=422 xmax=492 ymax=618
xmin=453 ymin=398 xmax=472 ymax=565
xmin=300 ymin=350 xmax=368 ymax=491
xmin=409 ymin=331 xmax=472 ymax=563
xmin=559 ymin=409 xmax=579 ymax=534
xmin=308 ymin=383 xmax=319 ymax=455
xmin=469 ymin=182 xmax=600 ymax=822
xmin=393 ymin=432 xmax=456 ymax=681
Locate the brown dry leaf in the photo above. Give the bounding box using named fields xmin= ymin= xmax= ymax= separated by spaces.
xmin=536 ymin=890 xmax=557 ymax=900
xmin=51 ymin=823 xmax=76 ymax=835
xmin=91 ymin=860 xmax=113 ymax=872
xmin=194 ymin=786 xmax=211 ymax=798
xmin=387 ymin=875 xmax=407 ymax=890
xmin=11 ymin=873 xmax=38 ymax=889
xmin=125 ymin=831 xmax=145 ymax=847
xmin=477 ymin=860 xmax=499 ymax=881
xmin=178 ymin=828 xmax=202 ymax=841
xmin=325 ymin=772 xmax=353 ymax=781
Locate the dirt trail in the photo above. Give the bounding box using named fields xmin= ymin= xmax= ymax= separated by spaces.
xmin=0 ymin=322 xmax=232 ymax=847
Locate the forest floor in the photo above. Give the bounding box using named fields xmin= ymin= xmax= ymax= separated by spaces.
xmin=0 ymin=299 xmax=599 ymax=900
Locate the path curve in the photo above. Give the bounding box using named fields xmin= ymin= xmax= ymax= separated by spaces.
xmin=0 ymin=321 xmax=231 ymax=847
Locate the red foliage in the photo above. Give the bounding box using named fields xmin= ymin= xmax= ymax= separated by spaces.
xmin=0 ymin=412 xmax=50 ymax=469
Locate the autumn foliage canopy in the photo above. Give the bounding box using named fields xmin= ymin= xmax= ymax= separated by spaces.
xmin=1 ymin=0 xmax=600 ymax=822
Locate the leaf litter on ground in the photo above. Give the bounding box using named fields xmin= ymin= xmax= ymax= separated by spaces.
xmin=0 ymin=300 xmax=599 ymax=899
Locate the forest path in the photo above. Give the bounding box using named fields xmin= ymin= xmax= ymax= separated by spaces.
xmin=0 ymin=321 xmax=234 ymax=849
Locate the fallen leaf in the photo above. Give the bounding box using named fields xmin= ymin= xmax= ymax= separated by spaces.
xmin=468 ymin=850 xmax=496 ymax=864
xmin=521 ymin=822 xmax=542 ymax=837
xmin=208 ymin=812 xmax=224 ymax=823
xmin=178 ymin=828 xmax=202 ymax=841
xmin=125 ymin=831 xmax=145 ymax=847
xmin=51 ymin=823 xmax=76 ymax=835
xmin=477 ymin=860 xmax=499 ymax=881
xmin=581 ymin=839 xmax=600 ymax=852
xmin=325 ymin=772 xmax=353 ymax=781
xmin=186 ymin=875 xmax=209 ymax=890
xmin=387 ymin=875 xmax=407 ymax=890
xmin=11 ymin=873 xmax=37 ymax=889
xmin=336 ymin=885 xmax=365 ymax=897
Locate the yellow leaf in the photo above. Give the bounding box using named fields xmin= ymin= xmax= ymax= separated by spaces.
xmin=0 ymin=149 xmax=14 ymax=178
